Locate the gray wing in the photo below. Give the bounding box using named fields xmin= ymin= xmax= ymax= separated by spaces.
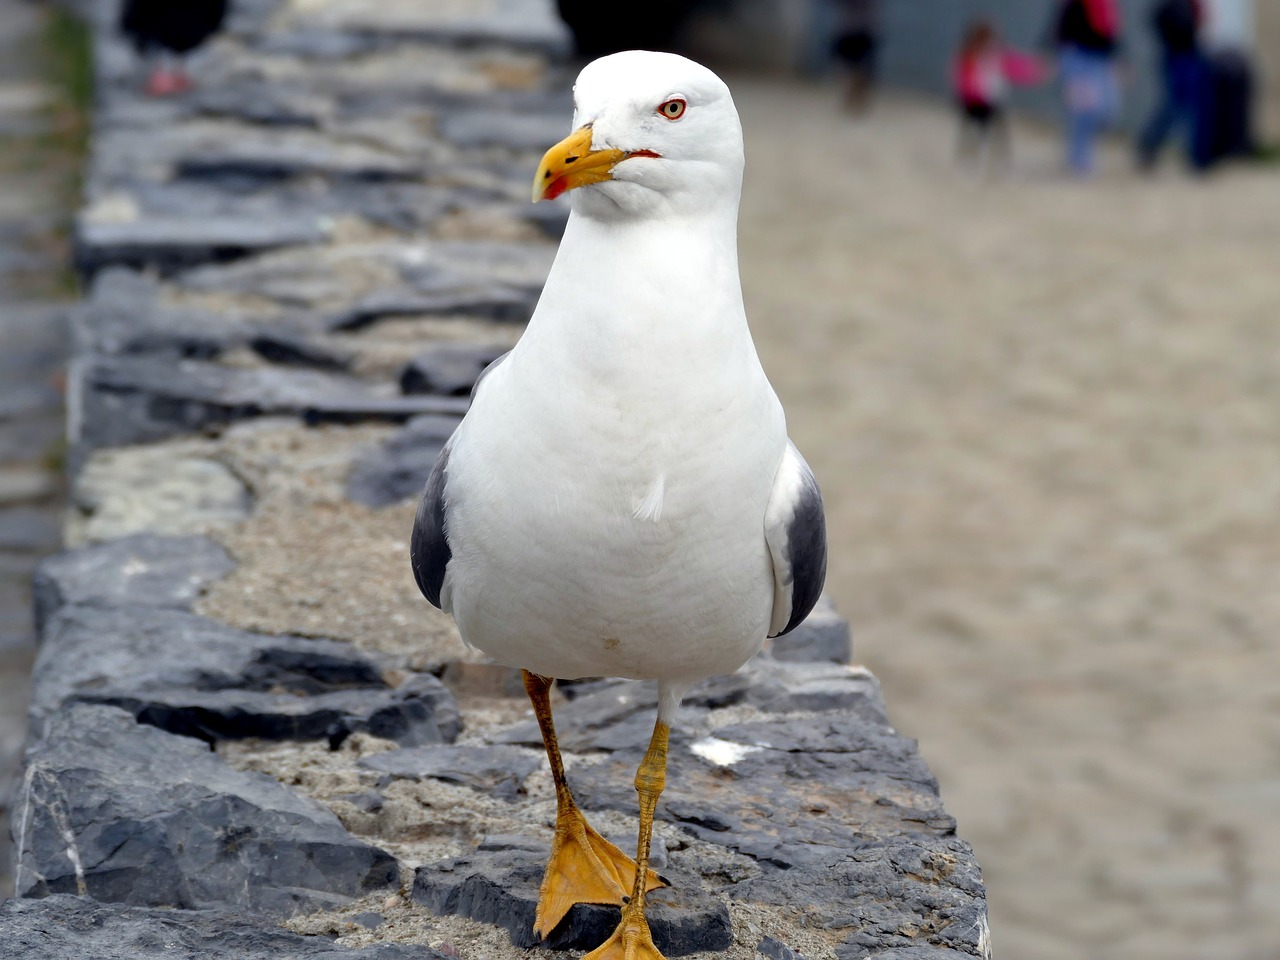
xmin=410 ymin=351 xmax=511 ymax=610
xmin=764 ymin=441 xmax=828 ymax=638
xmin=410 ymin=434 xmax=453 ymax=610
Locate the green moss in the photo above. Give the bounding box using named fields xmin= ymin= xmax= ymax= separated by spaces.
xmin=33 ymin=6 xmax=93 ymax=297
xmin=44 ymin=8 xmax=94 ymax=119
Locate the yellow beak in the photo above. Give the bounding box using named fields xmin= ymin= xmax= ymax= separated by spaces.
xmin=532 ymin=125 xmax=629 ymax=202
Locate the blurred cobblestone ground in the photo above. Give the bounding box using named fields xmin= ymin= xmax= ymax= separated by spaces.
xmin=0 ymin=0 xmax=72 ymax=897
xmin=734 ymin=78 xmax=1280 ymax=960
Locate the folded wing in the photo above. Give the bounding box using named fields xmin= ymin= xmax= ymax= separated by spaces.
xmin=764 ymin=441 xmax=828 ymax=637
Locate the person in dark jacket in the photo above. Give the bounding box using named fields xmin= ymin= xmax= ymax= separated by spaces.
xmin=120 ymin=0 xmax=229 ymax=96
xmin=1136 ymin=0 xmax=1207 ymax=170
xmin=1051 ymin=0 xmax=1124 ymax=175
xmin=832 ymin=0 xmax=880 ymax=113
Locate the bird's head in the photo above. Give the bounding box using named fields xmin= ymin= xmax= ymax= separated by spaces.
xmin=532 ymin=50 xmax=744 ymax=222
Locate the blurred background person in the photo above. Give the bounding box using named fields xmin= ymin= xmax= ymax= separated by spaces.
xmin=952 ymin=18 xmax=1047 ymax=173
xmin=1196 ymin=0 xmax=1258 ymax=167
xmin=1050 ymin=0 xmax=1124 ymax=175
xmin=119 ymin=0 xmax=229 ymax=96
xmin=1137 ymin=0 xmax=1207 ymax=171
xmin=831 ymin=0 xmax=880 ymax=113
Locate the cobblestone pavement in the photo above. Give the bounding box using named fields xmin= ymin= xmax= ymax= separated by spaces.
xmin=733 ymin=78 xmax=1280 ymax=960
xmin=0 ymin=0 xmax=71 ymax=897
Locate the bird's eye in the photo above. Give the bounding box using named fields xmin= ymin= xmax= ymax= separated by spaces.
xmin=658 ymin=98 xmax=686 ymax=121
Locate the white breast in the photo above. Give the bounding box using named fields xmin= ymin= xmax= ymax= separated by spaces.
xmin=443 ymin=337 xmax=785 ymax=684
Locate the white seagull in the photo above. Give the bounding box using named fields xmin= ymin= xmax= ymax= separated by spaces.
xmin=411 ymin=50 xmax=827 ymax=960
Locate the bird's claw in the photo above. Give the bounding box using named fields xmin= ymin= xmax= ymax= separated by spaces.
xmin=533 ymin=811 xmax=665 ymax=938
xmin=582 ymin=912 xmax=666 ymax=960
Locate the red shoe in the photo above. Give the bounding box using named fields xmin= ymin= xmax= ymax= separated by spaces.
xmin=145 ymin=68 xmax=193 ymax=97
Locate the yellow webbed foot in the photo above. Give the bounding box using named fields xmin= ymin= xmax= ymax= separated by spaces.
xmin=534 ymin=809 xmax=666 ymax=939
xmin=582 ymin=910 xmax=667 ymax=960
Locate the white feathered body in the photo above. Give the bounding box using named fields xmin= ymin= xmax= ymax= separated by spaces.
xmin=441 ymin=214 xmax=787 ymax=684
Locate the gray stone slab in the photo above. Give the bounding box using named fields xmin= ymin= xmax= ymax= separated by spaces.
xmin=29 ymin=604 xmax=461 ymax=748
xmin=174 ymin=131 xmax=423 ymax=183
xmin=76 ymin=215 xmax=331 ymax=276
xmin=78 ymin=266 xmax=250 ymax=361
xmin=0 ymin=895 xmax=451 ymax=960
xmin=770 ymin=595 xmax=853 ymax=664
xmin=0 ymin=414 xmax=63 ymax=463
xmin=400 ymin=344 xmax=510 ymax=397
xmin=276 ymin=0 xmax=571 ymax=54
xmin=0 ymin=507 xmax=60 ymax=553
xmin=12 ymin=705 xmax=400 ymax=915
xmin=346 ymin=414 xmax=459 ymax=509
xmin=438 ymin=109 xmax=566 ymax=150
xmin=360 ymin=743 xmax=541 ymax=801
xmin=79 ymin=355 xmax=469 ymax=451
xmin=758 ymin=937 xmax=808 ymax=960
xmin=31 ymin=534 xmax=235 ymax=633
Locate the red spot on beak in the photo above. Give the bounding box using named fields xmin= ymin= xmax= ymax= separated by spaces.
xmin=629 ymin=150 xmax=661 ymax=159
xmin=544 ymin=177 xmax=569 ymax=200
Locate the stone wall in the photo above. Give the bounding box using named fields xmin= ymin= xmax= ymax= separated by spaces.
xmin=3 ymin=2 xmax=989 ymax=958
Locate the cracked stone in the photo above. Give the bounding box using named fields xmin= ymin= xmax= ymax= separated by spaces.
xmin=13 ymin=705 xmax=400 ymax=915
xmin=29 ymin=605 xmax=461 ymax=748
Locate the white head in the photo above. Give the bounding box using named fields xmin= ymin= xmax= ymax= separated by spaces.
xmin=532 ymin=51 xmax=744 ymax=223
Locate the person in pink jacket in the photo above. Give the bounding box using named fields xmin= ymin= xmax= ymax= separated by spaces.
xmin=952 ymin=19 xmax=1048 ymax=171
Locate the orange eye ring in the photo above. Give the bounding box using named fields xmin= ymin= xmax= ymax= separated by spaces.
xmin=658 ymin=98 xmax=687 ymax=121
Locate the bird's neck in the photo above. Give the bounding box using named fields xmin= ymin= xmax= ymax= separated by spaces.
xmin=528 ymin=211 xmax=747 ymax=355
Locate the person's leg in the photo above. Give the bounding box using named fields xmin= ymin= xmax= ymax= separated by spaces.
xmin=1169 ymin=54 xmax=1208 ymax=170
xmin=1068 ymin=108 xmax=1097 ymax=174
xmin=1059 ymin=47 xmax=1097 ymax=175
xmin=1138 ymin=60 xmax=1181 ymax=168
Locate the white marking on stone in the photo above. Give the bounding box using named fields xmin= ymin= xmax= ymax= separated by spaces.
xmin=122 ymin=557 xmax=149 ymax=577
xmin=690 ymin=736 xmax=763 ymax=767
xmin=633 ymin=473 xmax=665 ymax=523
xmin=13 ymin=762 xmax=37 ymax=893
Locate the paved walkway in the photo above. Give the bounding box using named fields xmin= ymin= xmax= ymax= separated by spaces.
xmin=0 ymin=0 xmax=72 ymax=897
xmin=733 ymin=77 xmax=1280 ymax=960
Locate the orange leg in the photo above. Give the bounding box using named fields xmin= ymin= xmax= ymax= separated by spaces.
xmin=523 ymin=671 xmax=666 ymax=939
xmin=583 ymin=717 xmax=671 ymax=960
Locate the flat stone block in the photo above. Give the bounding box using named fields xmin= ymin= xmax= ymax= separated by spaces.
xmin=13 ymin=705 xmax=400 ymax=916
xmin=0 ymin=895 xmax=452 ymax=959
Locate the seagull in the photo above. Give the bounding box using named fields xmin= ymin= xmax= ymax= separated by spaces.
xmin=411 ymin=50 xmax=827 ymax=960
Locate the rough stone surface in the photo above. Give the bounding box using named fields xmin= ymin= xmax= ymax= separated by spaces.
xmin=0 ymin=895 xmax=452 ymax=960
xmin=769 ymin=596 xmax=853 ymax=665
xmin=67 ymin=442 xmax=253 ymax=543
xmin=360 ymin=743 xmax=540 ymax=801
xmin=399 ymin=344 xmax=509 ymax=397
xmin=346 ymin=414 xmax=459 ymax=508
xmin=29 ymin=605 xmax=461 ymax=747
xmin=413 ymin=846 xmax=732 ymax=955
xmin=78 ymin=355 xmax=468 ymax=453
xmin=30 ymin=533 xmax=235 ymax=632
xmin=758 ymin=938 xmax=807 ymax=960
xmin=76 ymin=215 xmax=332 ymax=276
xmin=12 ymin=705 xmax=400 ymax=915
